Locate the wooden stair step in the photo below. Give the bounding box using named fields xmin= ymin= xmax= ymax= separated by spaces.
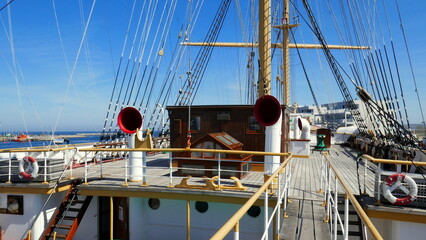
xmin=65 ymin=207 xmax=81 ymax=212
xmin=52 ymin=224 xmax=72 ymax=230
xmin=46 ymin=233 xmax=67 ymax=239
xmin=336 ymin=230 xmax=362 ymax=236
xmin=57 ymin=216 xmax=77 ymax=221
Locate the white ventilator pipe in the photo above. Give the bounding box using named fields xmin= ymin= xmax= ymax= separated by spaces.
xmin=298 ymin=117 xmax=311 ymax=140
xmin=128 ymin=134 xmax=143 ymax=181
xmin=118 ymin=107 xmax=143 ymax=182
xmin=254 ymin=95 xmax=283 ymax=175
xmin=264 ymin=114 xmax=282 ymax=174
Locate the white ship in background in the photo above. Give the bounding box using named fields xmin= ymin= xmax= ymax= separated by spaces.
xmin=0 ymin=0 xmax=425 ymax=240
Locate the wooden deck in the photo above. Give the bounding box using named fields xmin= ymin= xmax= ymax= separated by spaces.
xmin=0 ymin=144 xmax=377 ymax=239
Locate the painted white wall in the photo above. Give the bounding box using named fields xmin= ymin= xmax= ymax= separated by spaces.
xmin=0 ymin=192 xmax=65 ymax=240
xmin=129 ymin=197 xmax=146 ymax=239
xmin=371 ymin=218 xmax=426 ymax=240
xmin=73 ymin=196 xmax=98 ymax=240
xmin=129 ymin=198 xmax=269 ymax=240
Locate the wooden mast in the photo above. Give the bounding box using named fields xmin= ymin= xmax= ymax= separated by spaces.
xmin=282 ymin=0 xmax=290 ymax=105
xmin=258 ymin=0 xmax=272 ymax=97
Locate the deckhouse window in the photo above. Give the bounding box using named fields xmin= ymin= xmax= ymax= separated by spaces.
xmin=190 ymin=116 xmax=201 ymax=132
xmin=247 ymin=116 xmax=261 ymax=133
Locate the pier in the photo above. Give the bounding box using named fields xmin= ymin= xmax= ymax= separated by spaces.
xmin=0 ymin=133 xmax=101 ymax=142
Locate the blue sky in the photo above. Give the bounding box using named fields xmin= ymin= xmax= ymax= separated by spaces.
xmin=0 ymin=0 xmax=425 ymax=132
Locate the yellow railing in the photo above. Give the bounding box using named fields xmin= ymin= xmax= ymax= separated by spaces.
xmin=363 ymin=154 xmax=426 ymax=166
xmin=80 ymin=147 xmax=291 ymax=156
xmin=0 ymin=146 xmax=76 ymax=153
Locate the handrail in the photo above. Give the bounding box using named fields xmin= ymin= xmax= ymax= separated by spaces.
xmin=363 ymin=154 xmax=426 ymax=166
xmin=22 ymin=148 xmax=78 ymax=240
xmin=0 ymin=146 xmax=76 ymax=153
xmin=210 ymin=153 xmax=293 ymax=240
xmin=326 ymin=155 xmax=383 ymax=240
xmin=80 ymin=147 xmax=291 ymax=156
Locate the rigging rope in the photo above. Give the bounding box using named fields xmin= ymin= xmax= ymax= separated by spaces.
xmin=290 ymin=28 xmax=323 ymax=116
xmin=0 ymin=0 xmax=15 ymax=13
xmin=52 ymin=0 xmax=97 ymax=136
xmin=100 ymin=0 xmax=138 ymax=140
xmin=395 ymin=0 xmax=426 ymax=129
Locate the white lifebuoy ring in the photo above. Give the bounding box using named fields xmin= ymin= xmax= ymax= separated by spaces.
xmin=18 ymin=156 xmax=39 ymax=179
xmin=382 ymin=173 xmax=417 ymax=205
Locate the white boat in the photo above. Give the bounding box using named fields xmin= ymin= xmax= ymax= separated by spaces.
xmin=1 ymin=1 xmax=426 ymax=240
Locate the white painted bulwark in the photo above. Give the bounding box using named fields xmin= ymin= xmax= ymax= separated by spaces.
xmin=128 ymin=198 xmax=268 ymax=239
xmin=372 ymin=218 xmax=426 ymax=240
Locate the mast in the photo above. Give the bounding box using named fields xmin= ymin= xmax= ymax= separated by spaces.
xmin=282 ymin=0 xmax=290 ymax=105
xmin=258 ymin=0 xmax=272 ymax=97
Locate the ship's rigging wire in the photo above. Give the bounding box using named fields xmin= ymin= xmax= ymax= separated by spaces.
xmin=100 ymin=0 xmax=138 ymax=140
xmin=3 ymin=3 xmax=32 ymax=146
xmin=52 ymin=0 xmax=71 ymax=75
xmin=125 ymin=0 xmax=159 ymax=108
xmin=146 ymin=0 xmax=206 ymax=135
xmin=51 ymin=0 xmax=97 ymax=136
xmin=394 ymin=0 xmax=426 ymax=130
xmin=176 ymin=0 xmax=232 ymax=106
xmin=133 ymin=0 xmax=173 ymax=107
xmin=121 ymin=0 xmax=155 ymax=109
xmin=101 ymin=0 xmax=207 ymax=139
xmin=290 ymin=28 xmax=322 ymax=116
xmin=0 ymin=0 xmax=15 ymax=13
xmin=299 ymin=0 xmax=426 ymax=178
xmin=294 ymin=0 xmax=370 ymax=136
xmin=138 ymin=0 xmax=178 ymax=123
xmin=382 ymin=1 xmax=411 ymax=132
xmin=102 ymin=0 xmax=148 ymax=139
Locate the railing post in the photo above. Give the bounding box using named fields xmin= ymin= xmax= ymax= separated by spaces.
xmin=123 ymin=154 xmax=128 ymax=186
xmin=168 ymin=152 xmax=173 ymax=187
xmin=325 ymin=162 xmax=331 ymax=223
xmin=333 ymin=177 xmax=338 ymax=240
xmin=375 ymin=163 xmax=382 ymax=204
xmin=276 ymin=170 xmax=281 ymax=238
xmin=218 ymin=154 xmax=221 ymax=186
xmin=319 ymin=153 xmax=325 ymax=193
xmin=233 ymin=222 xmax=239 ymax=240
xmin=43 ymin=151 xmax=48 ymax=184
xmin=100 ymin=153 xmax=103 ymax=179
xmin=7 ymin=152 xmax=12 ymax=183
xmin=363 ymin=157 xmax=367 ymax=195
xmin=283 ymin=159 xmax=289 ymax=218
xmin=264 ymin=187 xmax=268 ymax=240
xmin=142 ymin=151 xmax=147 ymax=186
xmin=84 ymin=152 xmax=88 ymax=184
xmin=344 ymin=194 xmax=349 ymax=240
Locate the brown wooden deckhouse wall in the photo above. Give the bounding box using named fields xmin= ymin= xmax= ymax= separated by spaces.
xmin=166 ymin=105 xmax=290 ymax=162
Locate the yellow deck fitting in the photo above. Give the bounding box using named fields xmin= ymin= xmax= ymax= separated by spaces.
xmin=175 ymin=176 xmax=247 ymax=191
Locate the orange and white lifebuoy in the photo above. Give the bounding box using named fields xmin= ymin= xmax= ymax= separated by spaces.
xmin=382 ymin=173 xmax=417 ymax=205
xmin=18 ymin=156 xmax=39 ymax=179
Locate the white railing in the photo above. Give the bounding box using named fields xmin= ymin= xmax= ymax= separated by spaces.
xmin=78 ymin=149 xmax=275 ymax=191
xmin=0 ymin=147 xmax=78 ymax=183
xmin=362 ymin=154 xmax=426 ymax=207
xmin=210 ymin=153 xmax=293 ymax=240
xmin=320 ymin=152 xmax=383 ymax=240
